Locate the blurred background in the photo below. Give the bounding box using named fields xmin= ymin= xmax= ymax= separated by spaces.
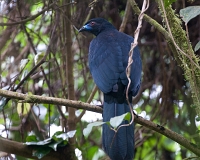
xmin=0 ymin=0 xmax=200 ymax=159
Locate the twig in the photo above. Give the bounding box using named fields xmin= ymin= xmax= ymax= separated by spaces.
xmin=75 ymin=85 xmax=98 ymax=123
xmin=17 ymin=0 xmax=68 ymax=126
xmin=0 ymin=2 xmax=55 ymax=26
xmin=119 ymin=0 xmax=131 ymax=32
xmin=40 ymin=67 xmax=67 ymax=121
xmin=0 ymin=58 xmax=46 ymax=111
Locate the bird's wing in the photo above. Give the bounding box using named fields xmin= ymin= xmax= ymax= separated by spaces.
xmin=89 ymin=30 xmax=142 ymax=96
xmin=118 ymin=32 xmax=142 ymax=96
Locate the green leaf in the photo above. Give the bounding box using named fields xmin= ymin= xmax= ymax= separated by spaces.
xmin=67 ymin=130 xmax=77 ymax=138
xmin=87 ymin=146 xmax=99 ymax=159
xmin=196 ymin=116 xmax=200 ymax=122
xmin=20 ymin=59 xmax=29 ymax=70
xmin=34 ymin=52 xmax=45 ymax=65
xmin=25 ymin=131 xmax=75 ymax=159
xmin=196 ymin=130 xmax=200 ymax=134
xmin=110 ymin=112 xmax=131 ymax=129
xmin=53 ymin=131 xmax=63 ymax=136
xmin=180 ymin=6 xmax=200 ymax=24
xmin=55 ymin=130 xmax=76 ymax=140
xmin=32 ymin=146 xmax=51 ymax=159
xmin=52 ymin=131 xmax=64 ymax=141
xmin=197 ymin=143 xmax=200 ymax=149
xmin=0 ymin=97 xmax=7 ymax=111
xmin=26 ymin=137 xmax=52 ymax=145
xmin=124 ymin=112 xmax=131 ymax=122
xmin=191 ymin=104 xmax=197 ymax=108
xmin=194 ymin=41 xmax=200 ymax=52
xmin=52 ymin=130 xmax=76 ymax=142
xmin=83 ymin=121 xmax=105 ymax=137
xmin=17 ymin=102 xmax=31 ymax=116
xmin=20 ymin=69 xmax=29 ymax=81
xmin=26 ymin=135 xmax=38 ymax=142
xmin=164 ymin=0 xmax=177 ymax=7
xmin=48 ymin=140 xmax=63 ymax=151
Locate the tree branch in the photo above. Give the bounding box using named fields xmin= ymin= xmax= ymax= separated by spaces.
xmin=0 ymin=89 xmax=100 ymax=113
xmin=0 ymin=136 xmax=73 ymax=160
xmin=0 ymin=89 xmax=200 ymax=156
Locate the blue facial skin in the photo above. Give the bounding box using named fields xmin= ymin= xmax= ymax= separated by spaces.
xmin=79 ymin=24 xmax=93 ymax=32
xmin=84 ymin=24 xmax=93 ymax=31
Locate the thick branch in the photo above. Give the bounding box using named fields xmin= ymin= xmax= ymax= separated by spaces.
xmin=0 ymin=89 xmax=101 ymax=113
xmin=0 ymin=137 xmax=73 ymax=160
xmin=0 ymin=89 xmax=200 ymax=156
xmin=135 ymin=116 xmax=200 ymax=156
xmin=64 ymin=2 xmax=76 ymax=156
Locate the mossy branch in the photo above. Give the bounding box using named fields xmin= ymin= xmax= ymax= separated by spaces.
xmin=156 ymin=0 xmax=200 ymax=120
xmin=130 ymin=0 xmax=200 ymax=121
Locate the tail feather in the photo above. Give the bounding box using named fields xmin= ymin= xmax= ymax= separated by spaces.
xmin=102 ymin=102 xmax=134 ymax=160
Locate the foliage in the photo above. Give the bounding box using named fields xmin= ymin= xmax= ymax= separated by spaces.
xmin=0 ymin=0 xmax=200 ymax=160
xmin=180 ymin=6 xmax=200 ymax=52
xmin=83 ymin=112 xmax=131 ymax=137
xmin=25 ymin=131 xmax=76 ymax=159
xmin=158 ymin=0 xmax=200 ymax=126
xmin=164 ymin=0 xmax=177 ymax=7
xmin=180 ymin=6 xmax=200 ymax=24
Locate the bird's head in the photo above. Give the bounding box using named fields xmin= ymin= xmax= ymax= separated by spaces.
xmin=79 ymin=18 xmax=116 ymax=36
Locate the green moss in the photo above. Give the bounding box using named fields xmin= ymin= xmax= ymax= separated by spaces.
xmin=157 ymin=1 xmax=200 ymax=117
xmin=26 ymin=95 xmax=38 ymax=103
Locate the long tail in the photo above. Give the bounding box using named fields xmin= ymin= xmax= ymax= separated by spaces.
xmin=102 ymin=102 xmax=134 ymax=160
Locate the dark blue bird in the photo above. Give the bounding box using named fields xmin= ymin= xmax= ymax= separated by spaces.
xmin=79 ymin=18 xmax=142 ymax=160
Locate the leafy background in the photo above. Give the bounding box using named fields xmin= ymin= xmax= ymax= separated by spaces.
xmin=0 ymin=0 xmax=200 ymax=159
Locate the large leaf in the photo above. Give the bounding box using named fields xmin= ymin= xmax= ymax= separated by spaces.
xmin=83 ymin=121 xmax=105 ymax=137
xmin=25 ymin=130 xmax=76 ymax=159
xmin=180 ymin=6 xmax=200 ymax=24
xmin=110 ymin=112 xmax=131 ymax=129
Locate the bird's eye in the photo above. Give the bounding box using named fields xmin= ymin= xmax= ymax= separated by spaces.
xmin=90 ymin=22 xmax=95 ymax=26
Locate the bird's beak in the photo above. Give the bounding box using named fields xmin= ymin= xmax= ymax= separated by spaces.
xmin=79 ymin=24 xmax=92 ymax=33
xmin=79 ymin=26 xmax=86 ymax=32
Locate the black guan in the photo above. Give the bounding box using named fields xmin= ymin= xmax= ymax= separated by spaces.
xmin=79 ymin=18 xmax=142 ymax=160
